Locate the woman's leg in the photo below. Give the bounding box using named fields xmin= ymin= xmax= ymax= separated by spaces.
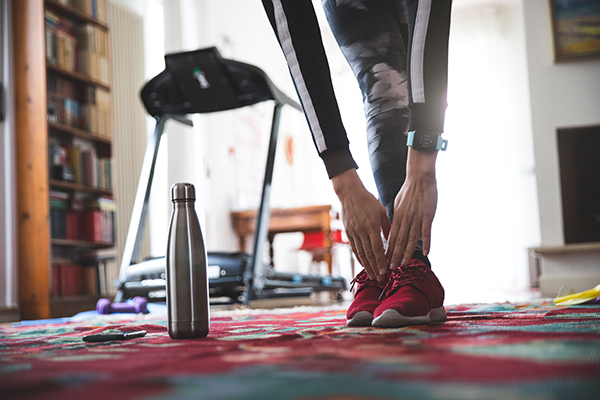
xmin=322 ymin=0 xmax=411 ymax=225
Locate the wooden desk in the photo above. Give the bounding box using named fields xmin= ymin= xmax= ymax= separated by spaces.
xmin=230 ymin=205 xmax=337 ymax=273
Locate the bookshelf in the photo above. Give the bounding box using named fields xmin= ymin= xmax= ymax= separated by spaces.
xmin=13 ymin=0 xmax=117 ymax=319
xmin=47 ymin=62 xmax=111 ymax=91
xmin=51 ymin=239 xmax=116 ymax=248
xmin=49 ymin=122 xmax=111 ymax=144
xmin=50 ymin=179 xmax=113 ymax=196
xmin=45 ymin=0 xmax=109 ymax=29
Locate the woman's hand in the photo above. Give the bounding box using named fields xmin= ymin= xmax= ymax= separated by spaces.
xmin=332 ymin=169 xmax=391 ymax=282
xmin=386 ymin=148 xmax=438 ymax=269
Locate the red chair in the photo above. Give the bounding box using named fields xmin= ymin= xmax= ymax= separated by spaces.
xmin=299 ymin=229 xmax=352 ymax=275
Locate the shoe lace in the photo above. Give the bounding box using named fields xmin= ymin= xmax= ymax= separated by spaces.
xmin=378 ymin=261 xmax=429 ymax=301
xmin=349 ymin=270 xmax=387 ymax=294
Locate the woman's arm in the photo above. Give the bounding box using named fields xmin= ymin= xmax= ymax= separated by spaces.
xmin=261 ymin=0 xmax=358 ymax=178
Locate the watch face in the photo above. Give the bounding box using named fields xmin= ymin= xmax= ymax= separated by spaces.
xmin=407 ymin=131 xmax=444 ymax=152
xmin=418 ymin=133 xmax=435 ymax=150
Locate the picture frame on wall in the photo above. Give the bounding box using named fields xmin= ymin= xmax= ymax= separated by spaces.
xmin=550 ymin=0 xmax=600 ymax=62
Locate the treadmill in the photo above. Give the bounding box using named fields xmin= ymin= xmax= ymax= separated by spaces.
xmin=114 ymin=47 xmax=346 ymax=305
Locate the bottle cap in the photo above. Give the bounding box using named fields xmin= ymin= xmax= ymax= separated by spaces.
xmin=171 ymin=182 xmax=195 ymax=201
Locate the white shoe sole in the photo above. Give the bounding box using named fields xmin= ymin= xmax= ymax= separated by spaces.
xmin=346 ymin=311 xmax=374 ymax=327
xmin=371 ymin=306 xmax=447 ymax=328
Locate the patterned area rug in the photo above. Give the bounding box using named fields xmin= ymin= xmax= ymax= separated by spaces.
xmin=1 ymin=302 xmax=600 ymax=400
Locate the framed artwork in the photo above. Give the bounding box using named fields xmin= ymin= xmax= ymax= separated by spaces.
xmin=550 ymin=0 xmax=600 ymax=61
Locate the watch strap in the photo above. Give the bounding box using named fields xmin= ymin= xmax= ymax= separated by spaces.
xmin=407 ymin=131 xmax=448 ymax=152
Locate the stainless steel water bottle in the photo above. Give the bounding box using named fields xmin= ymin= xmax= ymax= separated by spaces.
xmin=166 ymin=182 xmax=209 ymax=339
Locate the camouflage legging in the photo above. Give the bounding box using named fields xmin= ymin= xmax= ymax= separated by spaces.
xmin=323 ymin=0 xmax=418 ymax=222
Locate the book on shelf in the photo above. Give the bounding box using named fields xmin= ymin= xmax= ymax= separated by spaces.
xmin=65 ymin=211 xmax=80 ymax=240
xmin=80 ymin=247 xmax=118 ymax=296
xmin=65 ymin=195 xmax=84 ymax=241
xmin=51 ymin=261 xmax=102 ymax=297
xmin=50 ymin=191 xmax=69 ymax=240
xmin=45 ymin=11 xmax=59 ymax=65
xmin=80 ymin=86 xmax=111 ymax=138
xmin=57 ymin=29 xmax=78 ymax=73
xmin=82 ymin=265 xmax=99 ymax=296
xmin=51 ymin=261 xmax=85 ymax=297
xmin=45 ymin=2 xmax=109 ymax=80
xmin=81 ymin=148 xmax=98 ymax=187
xmin=47 ymin=71 xmax=111 ymax=139
xmin=81 ymin=196 xmax=115 ymax=243
xmin=69 ymin=145 xmax=82 ymax=184
xmin=47 ymin=71 xmax=83 ymax=130
xmin=51 ymin=263 xmax=61 ymax=297
xmin=48 ymin=141 xmax=113 ymax=191
xmin=64 ymin=97 xmax=79 ymax=127
xmin=97 ymin=259 xmax=119 ymax=296
xmin=76 ymin=23 xmax=109 ymax=86
xmin=45 ymin=7 xmax=111 ymax=136
xmin=45 ymin=10 xmax=78 ymax=73
xmin=50 ymin=190 xmax=78 ymax=241
xmin=52 ymin=251 xmax=118 ymax=298
xmin=63 ymin=263 xmax=84 ymax=296
xmin=81 ymin=210 xmax=102 ymax=243
xmin=49 ymin=139 xmax=75 ymax=182
xmin=49 ymin=189 xmax=115 ymax=244
xmin=71 ymin=0 xmax=108 ymax=23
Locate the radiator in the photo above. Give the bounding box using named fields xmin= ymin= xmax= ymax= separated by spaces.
xmin=107 ymin=1 xmax=151 ymax=274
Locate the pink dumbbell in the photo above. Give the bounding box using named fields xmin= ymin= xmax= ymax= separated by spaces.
xmin=97 ymin=297 xmax=149 ymax=314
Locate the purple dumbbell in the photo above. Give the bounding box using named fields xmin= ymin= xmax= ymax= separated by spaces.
xmin=97 ymin=297 xmax=149 ymax=314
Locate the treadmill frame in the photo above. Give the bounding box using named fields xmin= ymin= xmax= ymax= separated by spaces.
xmin=114 ymin=48 xmax=346 ymax=305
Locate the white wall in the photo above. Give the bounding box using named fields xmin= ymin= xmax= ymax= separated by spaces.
xmin=428 ymin=0 xmax=541 ymax=299
xmin=523 ymin=0 xmax=600 ymax=246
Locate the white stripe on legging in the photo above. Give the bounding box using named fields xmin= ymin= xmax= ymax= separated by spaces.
xmin=410 ymin=0 xmax=432 ymax=104
xmin=272 ymin=0 xmax=327 ymax=152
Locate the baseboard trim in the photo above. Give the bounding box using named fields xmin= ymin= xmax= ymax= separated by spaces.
xmin=0 ymin=307 xmax=20 ymax=323
xmin=539 ymin=274 xmax=600 ymax=298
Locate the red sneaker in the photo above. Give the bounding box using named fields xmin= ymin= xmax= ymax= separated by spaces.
xmin=346 ymin=269 xmax=389 ymax=327
xmin=372 ymin=260 xmax=446 ymax=328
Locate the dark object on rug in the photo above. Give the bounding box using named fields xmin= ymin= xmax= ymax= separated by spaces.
xmin=82 ymin=330 xmax=147 ymax=343
xmin=1 ymin=302 xmax=600 ymax=400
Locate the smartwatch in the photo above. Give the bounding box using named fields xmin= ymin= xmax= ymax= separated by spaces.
xmin=407 ymin=131 xmax=448 ymax=152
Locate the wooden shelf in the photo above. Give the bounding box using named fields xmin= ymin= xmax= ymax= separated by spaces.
xmin=48 ymin=122 xmax=111 ymax=145
xmin=51 ymin=239 xmax=115 ymax=248
xmin=49 ymin=179 xmax=113 ymax=197
xmin=532 ymin=242 xmax=600 ymax=255
xmin=51 ymin=295 xmax=103 ymax=318
xmin=51 ymin=294 xmax=102 ymax=302
xmin=47 ymin=62 xmax=110 ymax=92
xmin=44 ymin=0 xmax=108 ymax=30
